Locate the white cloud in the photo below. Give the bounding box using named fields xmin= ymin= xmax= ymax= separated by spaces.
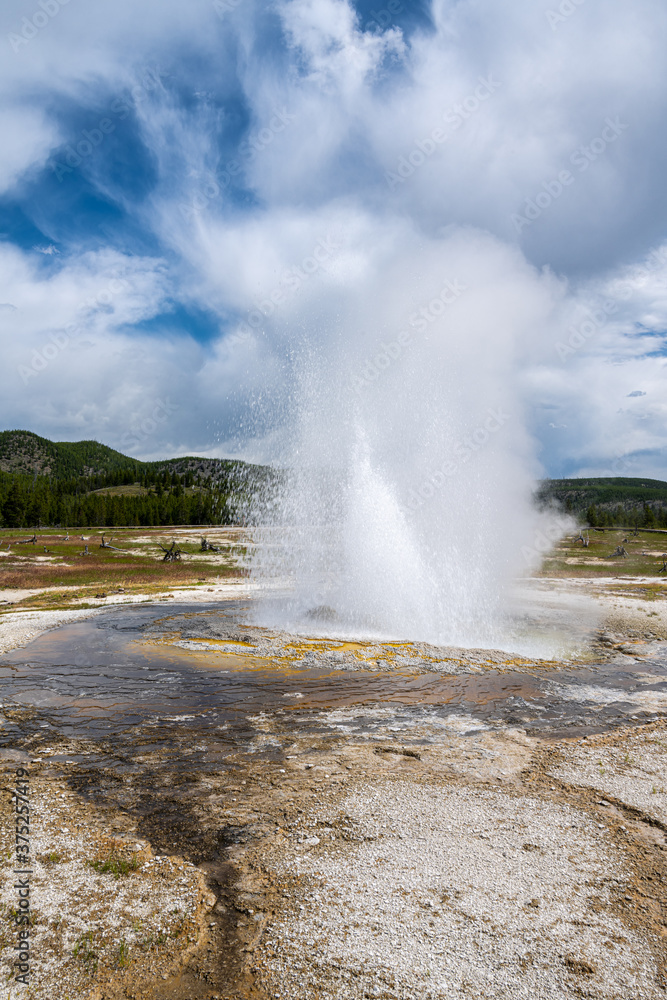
xmin=278 ymin=0 xmax=405 ymax=91
xmin=0 ymin=107 xmax=59 ymax=194
xmin=0 ymin=0 xmax=666 ymax=478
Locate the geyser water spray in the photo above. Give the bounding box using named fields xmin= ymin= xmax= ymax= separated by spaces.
xmin=238 ymin=223 xmax=579 ymax=650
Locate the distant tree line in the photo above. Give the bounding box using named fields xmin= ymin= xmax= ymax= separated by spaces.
xmin=0 ymin=430 xmax=277 ymax=529
xmin=0 ymin=468 xmax=238 ymax=528
xmin=537 ymin=477 xmax=667 ymax=529
xmin=584 ymin=502 xmax=667 ymax=529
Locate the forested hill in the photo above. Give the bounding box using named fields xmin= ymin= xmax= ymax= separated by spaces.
xmin=0 ymin=429 xmax=272 ymax=529
xmin=536 ymin=476 xmax=667 ymax=528
xmin=2 ymin=430 xmax=665 ymax=530
xmin=0 ymin=430 xmax=137 ymax=479
xmin=0 ymin=429 xmax=253 ymax=483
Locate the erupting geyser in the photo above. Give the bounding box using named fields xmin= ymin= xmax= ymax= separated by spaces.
xmin=240 ymin=223 xmax=575 ymax=650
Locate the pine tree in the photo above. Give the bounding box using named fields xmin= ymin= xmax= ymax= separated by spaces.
xmin=2 ymin=482 xmax=26 ymax=528
xmin=586 ymin=504 xmax=598 ymax=527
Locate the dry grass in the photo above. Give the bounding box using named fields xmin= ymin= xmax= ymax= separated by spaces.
xmin=539 ymin=528 xmax=667 ymax=578
xmin=0 ymin=527 xmax=245 ymax=608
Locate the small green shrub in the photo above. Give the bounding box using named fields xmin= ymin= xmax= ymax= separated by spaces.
xmin=87 ymin=853 xmax=139 ymax=879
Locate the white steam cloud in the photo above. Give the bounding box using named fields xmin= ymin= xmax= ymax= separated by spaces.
xmin=243 ymin=223 xmax=577 ymax=647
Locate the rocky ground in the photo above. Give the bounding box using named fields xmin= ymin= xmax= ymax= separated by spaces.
xmin=245 ymin=722 xmax=667 ymax=999
xmin=1 ymin=704 xmax=666 ymax=998
xmin=0 ymin=755 xmax=217 ymax=999
xmin=0 ymin=579 xmax=666 ymax=998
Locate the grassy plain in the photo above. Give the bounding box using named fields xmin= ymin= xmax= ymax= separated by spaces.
xmin=3 ymin=525 xmax=667 ymax=614
xmin=539 ymin=527 xmax=667 ymax=579
xmin=0 ymin=526 xmax=247 ymax=612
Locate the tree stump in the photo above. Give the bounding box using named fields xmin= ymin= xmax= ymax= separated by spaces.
xmin=200 ymin=537 xmax=220 ymax=552
xmin=100 ymin=535 xmax=123 ymax=550
xmin=159 ymin=541 xmax=182 ymax=562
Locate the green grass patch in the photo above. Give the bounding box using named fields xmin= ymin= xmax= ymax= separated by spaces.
xmin=117 ymin=939 xmax=131 ymax=968
xmin=87 ymin=853 xmax=139 ymax=879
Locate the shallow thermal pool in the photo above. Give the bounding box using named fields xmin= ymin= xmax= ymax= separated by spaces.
xmin=0 ymin=601 xmax=666 ymax=765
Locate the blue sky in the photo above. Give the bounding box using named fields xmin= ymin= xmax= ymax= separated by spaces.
xmin=0 ymin=0 xmax=666 ymax=479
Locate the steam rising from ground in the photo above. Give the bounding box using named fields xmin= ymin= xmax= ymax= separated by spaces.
xmin=243 ymin=225 xmax=582 ymax=651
